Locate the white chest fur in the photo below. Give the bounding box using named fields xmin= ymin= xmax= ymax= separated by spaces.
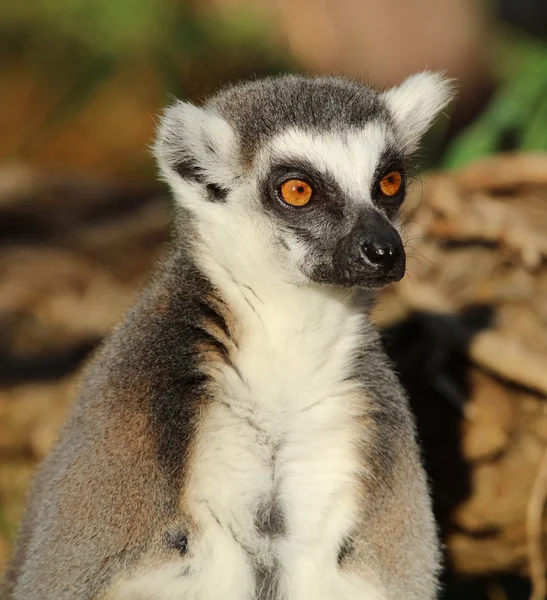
xmin=183 ymin=279 xmax=381 ymax=600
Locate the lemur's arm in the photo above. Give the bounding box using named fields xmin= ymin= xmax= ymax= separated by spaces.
xmin=4 ymin=405 xmax=165 ymax=599
xmin=5 ymin=272 xmax=207 ymax=600
xmin=349 ymin=334 xmax=441 ymax=599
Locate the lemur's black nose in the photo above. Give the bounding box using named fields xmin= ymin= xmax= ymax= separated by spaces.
xmin=361 ymin=239 xmax=400 ymax=271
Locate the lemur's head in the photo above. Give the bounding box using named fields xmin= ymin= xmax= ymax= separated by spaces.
xmin=155 ymin=73 xmax=453 ymax=289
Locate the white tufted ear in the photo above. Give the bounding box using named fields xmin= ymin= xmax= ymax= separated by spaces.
xmin=153 ymin=101 xmax=239 ymax=201
xmin=381 ymin=72 xmax=455 ymax=153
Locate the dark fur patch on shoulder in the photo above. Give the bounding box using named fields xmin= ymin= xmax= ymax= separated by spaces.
xmin=195 ymin=299 xmax=231 ymax=339
xmin=99 ymin=251 xmax=231 ymax=485
xmin=164 ymin=528 xmax=189 ymax=555
xmin=190 ymin=325 xmax=231 ymax=362
xmin=337 ymin=536 xmax=354 ymax=566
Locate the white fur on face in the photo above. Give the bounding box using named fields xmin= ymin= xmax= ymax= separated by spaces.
xmin=256 ymin=123 xmax=393 ymax=207
xmin=186 ymin=123 xmax=397 ymax=291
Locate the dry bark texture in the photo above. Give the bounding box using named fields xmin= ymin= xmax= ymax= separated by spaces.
xmin=1 ymin=155 xmax=547 ymax=587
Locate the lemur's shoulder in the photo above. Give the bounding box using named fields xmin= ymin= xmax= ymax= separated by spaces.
xmin=4 ymin=247 xmax=219 ymax=598
xmin=80 ymin=245 xmax=229 ymax=474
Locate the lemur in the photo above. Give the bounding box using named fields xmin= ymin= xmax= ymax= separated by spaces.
xmin=5 ymin=72 xmax=453 ymax=600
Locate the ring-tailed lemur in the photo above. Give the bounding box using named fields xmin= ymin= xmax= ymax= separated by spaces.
xmin=5 ymin=73 xmax=453 ymax=600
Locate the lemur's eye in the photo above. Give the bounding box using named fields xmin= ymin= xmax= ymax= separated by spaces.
xmin=280 ymin=179 xmax=313 ymax=207
xmin=379 ymin=171 xmax=402 ymax=197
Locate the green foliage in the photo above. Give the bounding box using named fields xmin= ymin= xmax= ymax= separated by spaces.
xmin=1 ymin=0 xmax=173 ymax=56
xmin=444 ymin=30 xmax=547 ymax=169
xmin=0 ymin=1 xmax=287 ymax=158
xmin=0 ymin=1 xmax=273 ymax=58
xmin=0 ymin=1 xmax=283 ymax=78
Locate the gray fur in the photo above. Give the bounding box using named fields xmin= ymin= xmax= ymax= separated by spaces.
xmin=208 ymin=75 xmax=390 ymax=164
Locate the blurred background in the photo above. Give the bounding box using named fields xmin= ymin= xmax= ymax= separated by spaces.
xmin=2 ymin=1 xmax=547 ymax=598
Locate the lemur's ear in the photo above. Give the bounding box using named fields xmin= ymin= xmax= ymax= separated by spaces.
xmin=381 ymin=72 xmax=455 ymax=153
xmin=154 ymin=101 xmax=238 ymax=202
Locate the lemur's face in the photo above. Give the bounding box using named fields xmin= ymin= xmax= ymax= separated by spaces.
xmin=155 ymin=73 xmax=453 ymax=290
xmin=255 ymin=126 xmax=406 ymax=288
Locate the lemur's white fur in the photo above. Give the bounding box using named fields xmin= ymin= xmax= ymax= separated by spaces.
xmin=183 ymin=261 xmax=372 ymax=600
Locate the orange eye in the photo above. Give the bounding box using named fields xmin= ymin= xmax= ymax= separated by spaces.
xmin=379 ymin=171 xmax=402 ymax=197
xmin=280 ymin=179 xmax=313 ymax=207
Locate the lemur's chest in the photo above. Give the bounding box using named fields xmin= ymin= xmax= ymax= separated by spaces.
xmin=185 ymin=292 xmax=366 ymax=557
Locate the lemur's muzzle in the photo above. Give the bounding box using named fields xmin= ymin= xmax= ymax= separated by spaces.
xmin=334 ymin=208 xmax=406 ymax=287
